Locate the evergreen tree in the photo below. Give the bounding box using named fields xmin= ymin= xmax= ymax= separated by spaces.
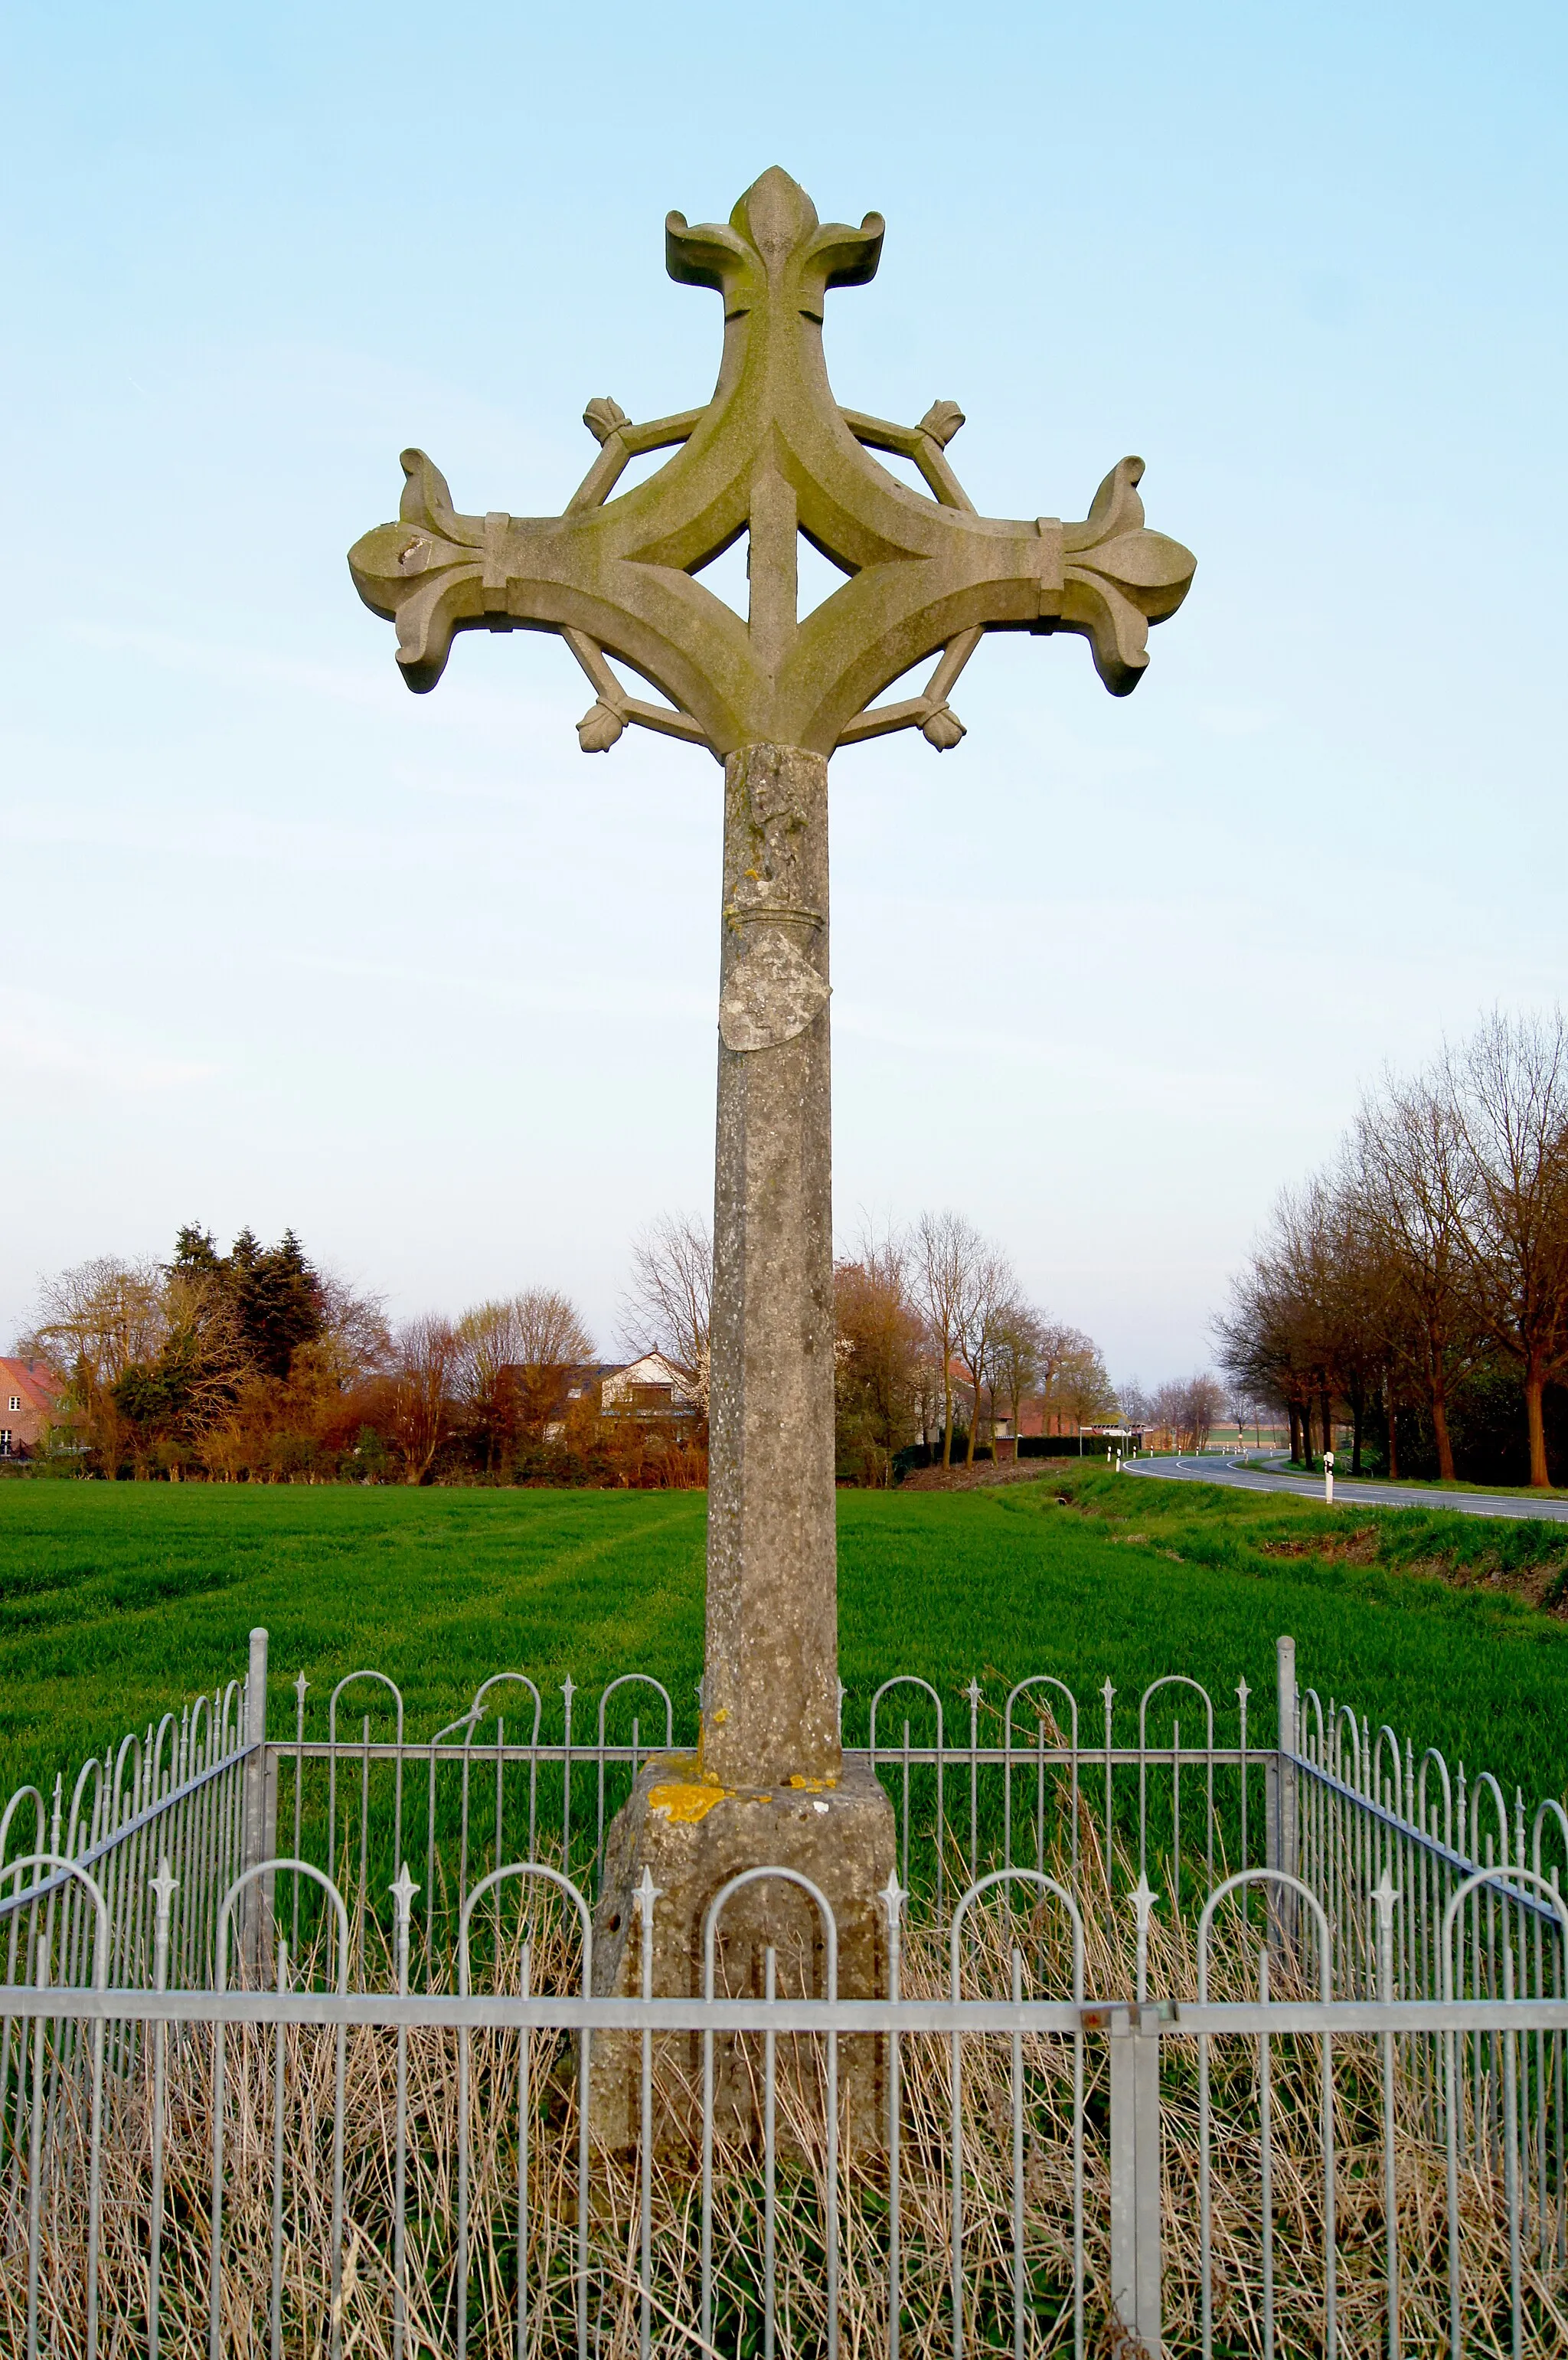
xmin=168 ymin=1224 xmax=325 ymax=1381
xmin=171 ymin=1224 xmax=221 ymax=1272
xmin=227 ymin=1227 xmax=323 ymax=1380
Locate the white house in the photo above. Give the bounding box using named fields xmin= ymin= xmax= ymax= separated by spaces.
xmin=599 ymin=1351 xmax=702 ymax=1420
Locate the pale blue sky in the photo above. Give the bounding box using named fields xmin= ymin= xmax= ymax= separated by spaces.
xmin=4 ymin=2 xmax=1564 ymax=1379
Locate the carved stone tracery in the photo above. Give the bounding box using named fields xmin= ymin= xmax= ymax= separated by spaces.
xmin=349 ymin=168 xmax=1195 ymax=765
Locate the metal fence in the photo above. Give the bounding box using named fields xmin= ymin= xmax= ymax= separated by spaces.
xmin=2 ymin=1627 xmax=1566 ymax=2356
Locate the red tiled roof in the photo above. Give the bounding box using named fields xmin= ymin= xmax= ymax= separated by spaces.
xmin=0 ymin=1359 xmax=63 ymax=1413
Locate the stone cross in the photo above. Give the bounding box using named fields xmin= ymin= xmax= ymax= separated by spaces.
xmin=349 ymin=167 xmax=1194 ymax=1803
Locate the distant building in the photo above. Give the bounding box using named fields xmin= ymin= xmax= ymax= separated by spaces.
xmin=0 ymin=1359 xmax=63 ymax=1459
xmin=599 ymin=1351 xmax=701 ymax=1421
xmin=524 ymin=1352 xmax=704 ymax=1443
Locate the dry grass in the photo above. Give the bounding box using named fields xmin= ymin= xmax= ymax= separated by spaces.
xmin=1255 ymin=1528 xmax=1381 ymax=1567
xmin=2 ymin=1816 xmax=1565 ymax=2356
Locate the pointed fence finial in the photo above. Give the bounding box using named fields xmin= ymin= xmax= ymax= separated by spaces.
xmin=1371 ymin=1868 xmax=1400 ymax=2002
xmin=1129 ymin=1871 xmax=1160 ymax=2005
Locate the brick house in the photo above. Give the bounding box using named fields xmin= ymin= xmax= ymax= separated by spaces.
xmin=0 ymin=1359 xmax=63 ymax=1459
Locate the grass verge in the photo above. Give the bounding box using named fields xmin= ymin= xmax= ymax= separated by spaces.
xmin=2 ymin=1474 xmax=1568 ymax=1806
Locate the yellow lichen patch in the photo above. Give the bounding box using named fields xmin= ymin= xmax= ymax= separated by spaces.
xmin=648 ymin=1780 xmax=735 ymax=1825
xmin=787 ymin=1773 xmax=838 ymax=1792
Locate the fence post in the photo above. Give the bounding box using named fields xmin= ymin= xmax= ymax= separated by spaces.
xmin=1108 ymin=2004 xmax=1163 ymax=2354
xmin=1267 ymin=1633 xmax=1298 ymax=1957
xmin=240 ymin=1626 xmax=271 ymax=1980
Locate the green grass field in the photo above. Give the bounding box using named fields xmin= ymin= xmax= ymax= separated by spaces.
xmin=3 ymin=1469 xmax=1568 ymax=1805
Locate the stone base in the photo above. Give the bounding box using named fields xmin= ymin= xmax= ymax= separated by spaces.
xmin=587 ymin=1754 xmax=896 ymax=2153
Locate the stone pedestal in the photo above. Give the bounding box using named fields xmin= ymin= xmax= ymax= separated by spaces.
xmin=588 ymin=1754 xmax=896 ymax=2152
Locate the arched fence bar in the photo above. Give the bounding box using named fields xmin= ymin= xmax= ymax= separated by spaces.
xmin=0 ymin=1626 xmax=1563 ymax=2355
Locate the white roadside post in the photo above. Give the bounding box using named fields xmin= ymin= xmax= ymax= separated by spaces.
xmin=1324 ymin=1448 xmax=1334 ymax=1505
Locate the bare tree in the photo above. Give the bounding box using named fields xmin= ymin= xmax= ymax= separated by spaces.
xmin=1051 ymin=1340 xmax=1119 ymax=1439
xmin=1445 ymin=1010 xmax=1568 ymax=1488
xmin=992 ymin=1302 xmax=1047 ymax=1443
xmin=1216 ymin=1233 xmax=1314 ymax=1466
xmin=1217 ymin=1178 xmax=1351 ymax=1468
xmin=24 ymin=1256 xmax=168 ymax=1388
xmin=621 ymin=1214 xmax=712 ymax=1410
xmin=314 ymin=1274 xmax=393 ymax=1384
xmin=1187 ymin=1372 xmax=1224 ymax=1452
xmin=914 ymin=1211 xmax=983 ymax=1469
xmin=1221 ymin=1008 xmax=1568 ymax=1486
xmin=1014 ymin=1318 xmax=1086 ymax=1446
xmin=454 ymin=1289 xmax=596 ymax=1464
xmin=23 ymin=1256 xmax=170 ymax=1466
xmin=389 ymin=1316 xmax=458 ymax=1484
xmin=954 ymin=1248 xmax=1016 ymax=1464
xmin=1351 ymin=1075 xmax=1480 ymax=1481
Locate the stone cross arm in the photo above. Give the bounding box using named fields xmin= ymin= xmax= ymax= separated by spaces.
xmin=348 ymin=168 xmax=1195 ymax=762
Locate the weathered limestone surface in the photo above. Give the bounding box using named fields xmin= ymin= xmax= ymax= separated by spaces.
xmin=707 ymin=744 xmax=838 ymax=1789
xmin=588 ymin=1754 xmax=894 ymax=2151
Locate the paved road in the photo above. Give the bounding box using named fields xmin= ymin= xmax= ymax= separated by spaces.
xmin=1122 ymin=1453 xmax=1568 ymax=1523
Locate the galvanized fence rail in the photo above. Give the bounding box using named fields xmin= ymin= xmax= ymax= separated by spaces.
xmin=1 ymin=1627 xmax=1564 ymax=2357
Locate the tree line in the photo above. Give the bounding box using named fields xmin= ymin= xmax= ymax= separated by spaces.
xmin=832 ymin=1211 xmax=1117 ymax=1486
xmin=1217 ymin=1009 xmax=1568 ymax=1488
xmin=14 ymin=1208 xmax=1128 ymax=1486
xmin=1118 ymin=1373 xmax=1227 ymax=1457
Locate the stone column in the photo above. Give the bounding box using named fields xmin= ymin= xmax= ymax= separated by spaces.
xmin=589 ymin=746 xmax=896 ymax=2152
xmin=704 ymin=742 xmax=839 ymax=1786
